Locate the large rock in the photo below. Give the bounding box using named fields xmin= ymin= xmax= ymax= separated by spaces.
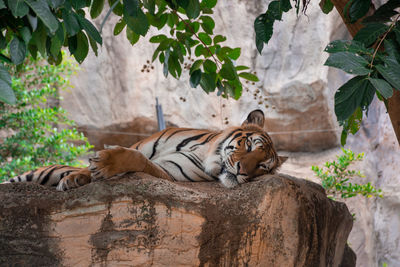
xmin=0 ymin=173 xmax=354 ymax=266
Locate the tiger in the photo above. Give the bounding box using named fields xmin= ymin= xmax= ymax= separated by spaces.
xmin=2 ymin=109 xmax=287 ymax=191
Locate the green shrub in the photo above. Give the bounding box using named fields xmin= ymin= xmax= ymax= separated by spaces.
xmin=312 ymin=148 xmax=382 ymax=200
xmin=0 ymin=52 xmax=92 ymax=182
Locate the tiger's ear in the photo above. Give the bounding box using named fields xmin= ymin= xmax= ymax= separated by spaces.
xmin=242 ymin=109 xmax=265 ymax=128
xmin=278 ymin=156 xmax=288 ymax=166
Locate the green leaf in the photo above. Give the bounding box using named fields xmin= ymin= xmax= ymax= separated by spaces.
xmin=73 ymin=32 xmax=89 ymax=63
xmin=235 ymin=65 xmax=250 ymax=71
xmin=369 ymin=78 xmax=393 ymax=99
xmin=113 ymin=20 xmax=126 ymax=35
xmin=0 ymin=64 xmax=16 ymax=104
xmin=224 ymin=79 xmax=242 ymax=100
xmin=143 ymin=0 xmax=155 ymax=14
xmin=255 ymin=37 xmax=264 ymax=54
xmin=24 ymin=0 xmax=59 ymax=33
xmin=252 ymin=0 xmax=292 ymax=54
xmin=0 ymin=0 xmax=5 ymax=8
xmin=198 ymin=32 xmax=212 ymax=45
xmin=200 ymin=15 xmax=215 ymax=34
xmin=190 ymin=59 xmax=203 ymax=74
xmin=239 ymin=72 xmax=259 ymax=82
xmin=213 ymin=35 xmax=226 ymax=44
xmin=123 ymin=0 xmax=150 ymax=36
xmin=166 ymin=12 xmax=178 ymax=28
xmin=8 ymin=0 xmax=29 ymax=17
xmin=10 ymin=36 xmax=26 ymax=65
xmin=70 ymin=0 xmax=87 ymax=10
xmin=227 ymin=47 xmax=240 ymax=60
xmin=201 ymin=0 xmax=217 ymax=9
xmin=157 ymin=38 xmax=173 ymax=51
xmin=76 ymin=14 xmax=102 ymax=45
xmin=185 ymin=0 xmax=200 ymax=19
xmin=360 ymin=79 xmax=375 ymax=110
xmin=19 ymin=27 xmax=32 ymax=44
xmin=50 ymin=34 xmax=63 ymax=57
xmin=31 ymin=22 xmax=47 ymax=56
xmin=363 ymin=0 xmax=400 ymax=23
xmin=126 ymin=27 xmax=140 ymax=45
xmin=335 ymin=76 xmax=368 ymax=121
xmin=376 ymin=60 xmax=400 ymax=90
xmin=319 ymin=0 xmax=334 ymax=14
xmin=90 ymin=0 xmax=105 ymax=19
xmin=324 ymin=40 xmax=372 ymax=54
xmin=347 ymin=0 xmax=371 ymax=23
xmin=48 ymin=0 xmax=64 ymax=9
xmin=353 ymin=23 xmax=389 ymax=47
xmin=216 ymin=46 xmax=232 ymax=61
xmin=68 ymin=35 xmax=78 ymax=55
xmin=190 ymin=69 xmax=201 ymax=88
xmin=108 ymin=0 xmax=123 ymax=16
xmin=62 ymin=9 xmax=81 ymax=36
xmin=167 ymin=50 xmax=181 ymax=78
xmin=87 ymin=35 xmax=98 ymax=56
xmin=199 ymin=72 xmax=216 ymax=92
xmin=219 ymin=59 xmax=236 ymax=80
xmin=203 ymin=59 xmax=216 ymax=73
xmin=384 ymin=39 xmax=400 ymax=63
xmin=0 ymin=54 xmax=11 ymax=63
xmin=340 ymin=108 xmax=362 ymax=146
xmin=148 ymin=13 xmax=168 ymax=29
xmin=195 ymin=44 xmax=204 ymax=57
xmin=254 ymin=13 xmax=273 ymax=45
xmin=324 ymin=52 xmax=371 ymax=75
xmin=267 ymin=0 xmax=291 ymax=20
xmin=149 ymin=34 xmax=167 ymax=43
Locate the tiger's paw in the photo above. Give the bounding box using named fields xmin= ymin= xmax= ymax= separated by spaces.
xmin=88 ymin=148 xmax=125 ymax=180
xmin=56 ymin=172 xmax=92 ymax=191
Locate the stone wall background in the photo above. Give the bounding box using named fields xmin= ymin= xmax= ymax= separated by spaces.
xmin=61 ymin=1 xmax=400 ymax=266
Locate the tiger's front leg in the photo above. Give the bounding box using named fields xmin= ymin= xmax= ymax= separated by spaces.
xmin=88 ymin=146 xmax=173 ymax=182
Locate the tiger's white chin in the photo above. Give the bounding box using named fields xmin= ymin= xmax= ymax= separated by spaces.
xmin=219 ymin=172 xmax=239 ymax=188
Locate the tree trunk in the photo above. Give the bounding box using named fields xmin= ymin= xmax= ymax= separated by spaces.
xmin=330 ymin=0 xmax=400 ymax=145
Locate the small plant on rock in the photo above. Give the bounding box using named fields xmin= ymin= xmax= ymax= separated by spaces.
xmin=312 ymin=148 xmax=382 ymax=200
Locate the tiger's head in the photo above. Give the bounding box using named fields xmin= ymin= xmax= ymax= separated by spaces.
xmin=208 ymin=109 xmax=287 ymax=188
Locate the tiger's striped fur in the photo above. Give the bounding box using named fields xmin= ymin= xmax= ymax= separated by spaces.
xmin=3 ymin=110 xmax=287 ymax=191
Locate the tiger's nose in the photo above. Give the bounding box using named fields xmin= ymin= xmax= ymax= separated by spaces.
xmin=237 ymin=162 xmax=247 ymax=176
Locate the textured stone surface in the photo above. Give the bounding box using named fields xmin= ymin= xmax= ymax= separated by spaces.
xmin=0 ymin=173 xmax=353 ymax=266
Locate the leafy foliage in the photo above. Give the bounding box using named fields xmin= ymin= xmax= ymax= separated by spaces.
xmin=257 ymin=0 xmax=400 ymax=146
xmin=312 ymin=149 xmax=382 ymax=200
xmin=0 ymin=52 xmax=92 ymax=182
xmin=254 ymin=0 xmax=292 ymax=54
xmin=324 ymin=1 xmax=400 ymax=145
xmin=0 ymin=0 xmax=257 ymax=104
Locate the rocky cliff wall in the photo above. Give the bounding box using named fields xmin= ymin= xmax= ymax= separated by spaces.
xmin=0 ymin=173 xmax=354 ymax=267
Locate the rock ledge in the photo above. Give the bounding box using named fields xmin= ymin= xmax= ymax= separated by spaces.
xmin=0 ymin=173 xmax=353 ymax=267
